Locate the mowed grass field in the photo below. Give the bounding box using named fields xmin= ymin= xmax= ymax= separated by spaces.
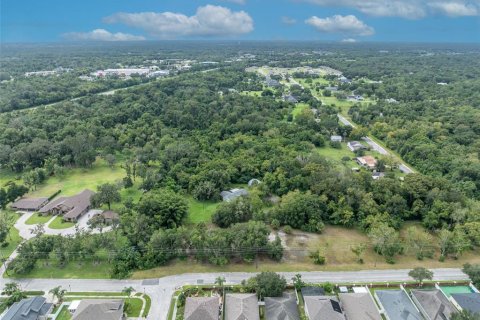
xmin=48 ymin=215 xmax=75 ymax=229
xmin=28 ymin=158 xmax=125 ymax=198
xmin=186 ymin=196 xmax=220 ymax=224
xmin=291 ymin=103 xmax=310 ymax=118
xmin=25 ymin=213 xmax=52 ymax=225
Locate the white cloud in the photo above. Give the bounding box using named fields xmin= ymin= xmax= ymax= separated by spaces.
xmin=281 ymin=16 xmax=297 ymax=25
xmin=103 ymin=5 xmax=254 ymax=38
xmin=428 ymin=1 xmax=478 ymax=16
xmin=63 ymin=29 xmax=145 ymax=41
xmin=306 ymin=15 xmax=374 ymax=36
xmin=341 ymin=38 xmax=357 ymax=42
xmin=302 ymin=0 xmax=480 ymax=18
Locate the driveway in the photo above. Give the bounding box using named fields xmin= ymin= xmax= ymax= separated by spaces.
xmin=14 ymin=209 xmax=112 ymax=240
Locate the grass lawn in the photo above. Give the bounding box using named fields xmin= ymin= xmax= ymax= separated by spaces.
xmin=7 ymin=259 xmax=112 ymax=279
xmin=28 ymin=158 xmax=125 ymax=198
xmin=0 ymin=168 xmax=22 ymax=188
xmin=48 ymin=216 xmax=75 ymax=229
xmin=25 ymin=213 xmax=53 ymax=225
xmin=241 ymin=90 xmax=263 ymax=97
xmin=0 ymin=211 xmax=22 ymax=258
xmin=56 ymin=306 xmax=71 ymax=320
xmin=186 ymin=197 xmax=220 ymax=224
xmin=316 ymin=143 xmax=360 ymax=169
xmin=291 ymin=103 xmax=309 ymax=118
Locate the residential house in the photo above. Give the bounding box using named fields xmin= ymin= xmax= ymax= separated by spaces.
xmin=220 ymin=188 xmax=248 ymax=202
xmin=301 ymin=287 xmax=325 ymax=297
xmin=347 ymin=141 xmax=366 ymax=152
xmin=94 ymin=210 xmax=120 ymax=224
xmin=266 ymin=78 xmax=281 ymax=88
xmin=184 ymin=297 xmax=219 ymax=320
xmin=225 ymin=294 xmax=259 ymax=320
xmin=303 ymin=296 xmax=345 ymax=320
xmin=39 ymin=189 xmax=95 ymax=222
xmin=1 ymin=296 xmax=53 ymax=320
xmin=339 ymin=76 xmax=351 ymax=84
xmin=450 ymin=293 xmax=480 ymax=314
xmin=71 ymin=299 xmax=124 ymax=320
xmin=372 ymin=172 xmax=385 ymax=180
xmin=325 ymin=86 xmax=338 ymax=92
xmin=283 ymin=94 xmax=298 ymax=103
xmin=410 ymin=289 xmax=456 ymax=320
xmin=10 ymin=197 xmax=49 ymax=212
xmin=339 ymin=293 xmax=382 ymax=320
xmin=375 ymin=290 xmax=423 ymax=320
xmin=347 ymin=95 xmax=364 ymax=102
xmin=265 ymin=293 xmax=299 ymax=320
xmin=330 ymin=135 xmax=343 ymax=143
xmin=356 ymin=156 xmax=378 ymax=170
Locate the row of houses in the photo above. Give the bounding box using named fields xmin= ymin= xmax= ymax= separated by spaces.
xmin=10 ymin=189 xmax=95 ymax=222
xmin=183 ymin=285 xmax=480 ymax=320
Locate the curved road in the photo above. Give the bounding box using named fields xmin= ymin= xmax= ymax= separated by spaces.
xmin=0 ymin=268 xmax=469 ymax=320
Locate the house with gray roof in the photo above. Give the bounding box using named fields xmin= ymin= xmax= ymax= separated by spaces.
xmin=10 ymin=197 xmax=49 ymax=212
xmin=303 ymin=296 xmax=345 ymax=320
xmin=301 ymin=287 xmax=325 ymax=297
xmin=265 ymin=293 xmax=299 ymax=320
xmin=411 ymin=289 xmax=456 ymax=320
xmin=220 ymin=188 xmax=248 ymax=202
xmin=347 ymin=141 xmax=366 ymax=152
xmin=184 ymin=297 xmax=219 ymax=320
xmin=39 ymin=189 xmax=95 ymax=222
xmin=339 ymin=293 xmax=382 ymax=320
xmin=451 ymin=293 xmax=480 ymax=314
xmin=225 ymin=293 xmax=259 ymax=320
xmin=2 ymin=296 xmax=53 ymax=320
xmin=375 ymin=290 xmax=423 ymax=320
xmin=330 ymin=135 xmax=343 ymax=143
xmin=72 ymin=299 xmax=124 ymax=320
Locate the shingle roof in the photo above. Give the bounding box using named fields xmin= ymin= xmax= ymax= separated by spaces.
xmin=2 ymin=297 xmax=52 ymax=320
xmin=72 ymin=299 xmax=124 ymax=320
xmin=184 ymin=297 xmax=219 ymax=320
xmin=265 ymin=293 xmax=299 ymax=320
xmin=411 ymin=289 xmax=456 ymax=320
xmin=39 ymin=189 xmax=94 ymax=220
xmin=339 ymin=293 xmax=382 ymax=320
xmin=375 ymin=290 xmax=422 ymax=320
xmin=304 ymin=296 xmax=345 ymax=320
xmin=11 ymin=197 xmax=49 ymax=211
xmin=301 ymin=287 xmax=325 ymax=297
xmin=225 ymin=293 xmax=259 ymax=320
xmin=451 ymin=293 xmax=480 ymax=313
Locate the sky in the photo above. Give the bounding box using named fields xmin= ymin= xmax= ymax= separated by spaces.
xmin=1 ymin=0 xmax=480 ymax=43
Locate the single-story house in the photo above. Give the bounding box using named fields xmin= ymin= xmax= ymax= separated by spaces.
xmin=10 ymin=197 xmax=49 ymax=212
xmin=72 ymin=299 xmax=124 ymax=320
xmin=325 ymin=86 xmax=338 ymax=92
xmin=410 ymin=289 xmax=456 ymax=320
xmin=304 ymin=296 xmax=345 ymax=320
xmin=450 ymin=293 xmax=480 ymax=314
xmin=39 ymin=189 xmax=95 ymax=222
xmin=339 ymin=76 xmax=351 ymax=84
xmin=347 ymin=95 xmax=364 ymax=102
xmin=266 ymin=78 xmax=280 ymax=88
xmin=339 ymin=293 xmax=382 ymax=320
xmin=225 ymin=293 xmax=259 ymax=320
xmin=220 ymin=188 xmax=248 ymax=202
xmin=283 ymin=94 xmax=298 ymax=103
xmin=301 ymin=287 xmax=325 ymax=297
xmin=330 ymin=135 xmax=343 ymax=143
xmin=184 ymin=297 xmax=219 ymax=320
xmin=372 ymin=172 xmax=385 ymax=180
xmin=265 ymin=293 xmax=300 ymax=320
xmin=2 ymin=297 xmax=53 ymax=320
xmin=347 ymin=141 xmax=366 ymax=152
xmin=375 ymin=290 xmax=423 ymax=320
xmin=95 ymin=210 xmax=120 ymax=224
xmin=356 ymin=156 xmax=378 ymax=170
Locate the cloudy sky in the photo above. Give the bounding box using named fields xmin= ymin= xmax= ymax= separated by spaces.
xmin=1 ymin=0 xmax=479 ymax=42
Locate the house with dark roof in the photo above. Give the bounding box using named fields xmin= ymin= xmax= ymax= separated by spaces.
xmin=265 ymin=293 xmax=299 ymax=320
xmin=347 ymin=141 xmax=366 ymax=152
xmin=450 ymin=293 xmax=480 ymax=314
xmin=303 ymin=296 xmax=345 ymax=320
xmin=71 ymin=299 xmax=124 ymax=320
xmin=301 ymin=287 xmax=325 ymax=297
xmin=375 ymin=290 xmax=423 ymax=320
xmin=339 ymin=293 xmax=382 ymax=320
xmin=10 ymin=198 xmax=49 ymax=212
xmin=411 ymin=289 xmax=456 ymax=320
xmin=184 ymin=297 xmax=219 ymax=320
xmin=39 ymin=189 xmax=95 ymax=222
xmin=225 ymin=293 xmax=259 ymax=320
xmin=283 ymin=95 xmax=298 ymax=103
xmin=2 ymin=296 xmax=53 ymax=320
xmin=220 ymin=188 xmax=248 ymax=202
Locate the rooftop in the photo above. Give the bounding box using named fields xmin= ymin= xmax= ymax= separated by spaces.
xmin=339 ymin=293 xmax=382 ymax=320
xmin=184 ymin=297 xmax=219 ymax=320
xmin=451 ymin=293 xmax=480 ymax=313
xmin=411 ymin=289 xmax=456 ymax=320
xmin=265 ymin=293 xmax=299 ymax=320
xmin=225 ymin=293 xmax=259 ymax=320
xmin=375 ymin=290 xmax=422 ymax=320
xmin=72 ymin=299 xmax=124 ymax=320
xmin=2 ymin=296 xmax=52 ymax=320
xmin=304 ymin=296 xmax=345 ymax=320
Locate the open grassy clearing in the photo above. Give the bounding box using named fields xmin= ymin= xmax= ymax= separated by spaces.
xmin=316 ymin=143 xmax=363 ymax=169
xmin=56 ymin=306 xmax=71 ymax=320
xmin=295 ymin=77 xmax=331 ymax=87
xmin=28 ymin=158 xmax=125 ymax=198
xmin=25 ymin=213 xmax=52 ymax=225
xmin=0 ymin=168 xmax=22 ymax=188
xmin=241 ymin=90 xmax=263 ymax=97
xmin=48 ymin=215 xmax=75 ymax=229
xmin=291 ymin=103 xmax=309 ymax=118
xmin=186 ymin=196 xmax=220 ymax=224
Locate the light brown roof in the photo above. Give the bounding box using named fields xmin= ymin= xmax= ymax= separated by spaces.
xmin=102 ymin=210 xmax=120 ymax=220
xmin=357 ymin=156 xmax=377 ymax=168
xmin=39 ymin=189 xmax=95 ymax=219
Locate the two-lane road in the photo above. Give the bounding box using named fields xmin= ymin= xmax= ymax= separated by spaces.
xmin=0 ymin=268 xmax=469 ymax=320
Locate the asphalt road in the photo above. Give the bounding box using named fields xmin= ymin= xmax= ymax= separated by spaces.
xmin=0 ymin=268 xmax=468 ymax=320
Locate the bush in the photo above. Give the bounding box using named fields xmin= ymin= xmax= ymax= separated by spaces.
xmin=309 ymin=250 xmax=326 ymax=265
xmin=283 ymin=225 xmax=293 ymax=234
